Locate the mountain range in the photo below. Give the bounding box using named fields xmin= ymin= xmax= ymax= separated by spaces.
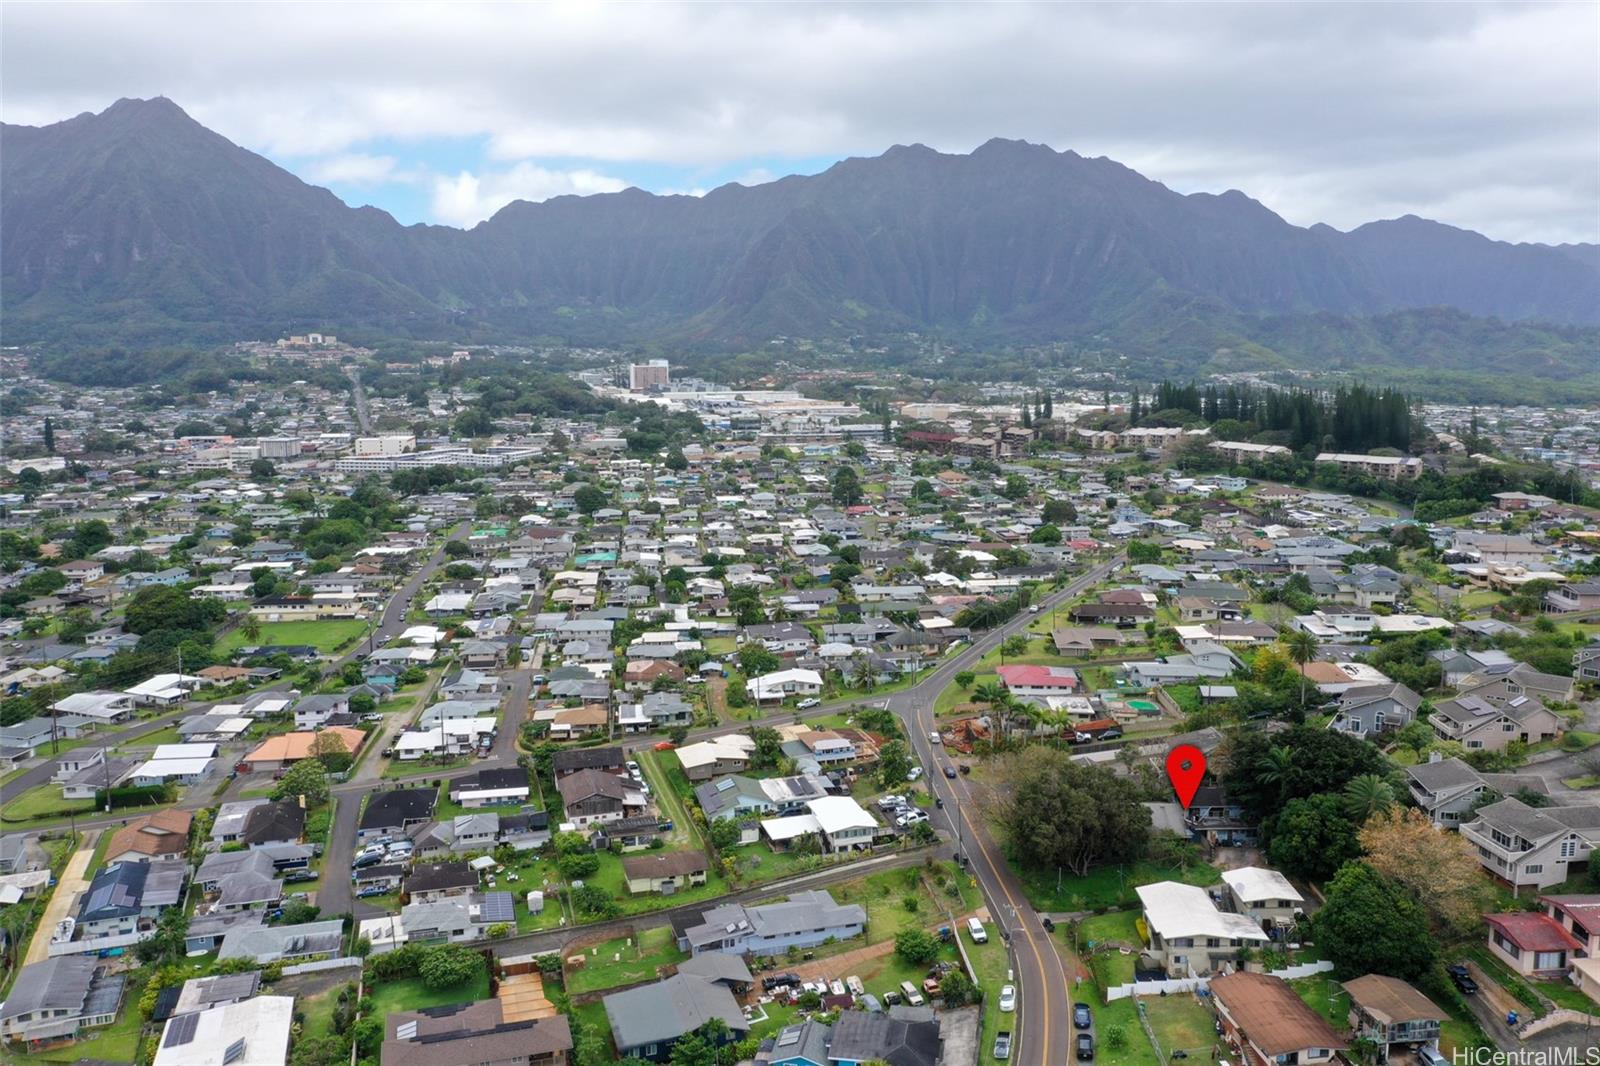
xmin=3 ymin=97 xmax=1596 ymax=377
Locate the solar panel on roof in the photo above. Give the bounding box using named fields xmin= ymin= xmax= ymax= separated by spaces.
xmin=396 ymin=1020 xmax=418 ymax=1040
xmin=714 ymin=778 xmax=735 ymax=792
xmin=164 ymin=1013 xmax=199 ymax=1047
xmin=223 ymin=1038 xmax=247 ymax=1064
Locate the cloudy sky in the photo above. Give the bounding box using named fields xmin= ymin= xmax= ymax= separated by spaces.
xmin=4 ymin=1 xmax=1597 ymax=242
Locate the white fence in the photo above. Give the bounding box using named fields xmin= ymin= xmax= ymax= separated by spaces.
xmin=1105 ymin=959 xmax=1331 ymax=1001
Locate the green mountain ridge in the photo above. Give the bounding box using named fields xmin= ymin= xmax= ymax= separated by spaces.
xmin=2 ymin=97 xmax=1596 ymax=379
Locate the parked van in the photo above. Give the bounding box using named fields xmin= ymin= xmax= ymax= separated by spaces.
xmin=967 ymin=917 xmax=988 ymax=943
xmin=899 ymin=980 xmax=925 ymax=1006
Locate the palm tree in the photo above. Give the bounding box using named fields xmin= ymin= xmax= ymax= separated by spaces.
xmin=971 ymin=682 xmax=1006 ymax=706
xmin=1343 ymin=773 xmax=1396 ymax=823
xmin=1258 ymin=745 xmax=1296 ymax=805
xmin=1281 ymin=628 xmax=1319 ymax=709
xmin=241 ymin=614 xmax=262 ymax=643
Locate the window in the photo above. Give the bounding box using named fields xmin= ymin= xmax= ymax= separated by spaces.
xmin=1560 ymin=840 xmax=1577 ymax=859
xmin=1525 ymin=864 xmax=1543 ymax=875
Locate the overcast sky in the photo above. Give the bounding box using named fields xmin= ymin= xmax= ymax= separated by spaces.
xmin=4 ymin=1 xmax=1597 ymax=242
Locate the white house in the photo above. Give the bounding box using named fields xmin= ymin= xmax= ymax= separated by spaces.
xmin=746 ymin=668 xmax=823 ymax=703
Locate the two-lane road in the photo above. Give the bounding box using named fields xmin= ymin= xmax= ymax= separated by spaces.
xmin=886 ymin=553 xmax=1123 ymax=1066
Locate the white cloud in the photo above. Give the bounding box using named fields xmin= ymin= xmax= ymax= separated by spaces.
xmin=302 ymin=153 xmax=409 ymax=186
xmin=429 ymin=163 xmax=629 ymax=227
xmin=1 ymin=1 xmax=1595 ymax=240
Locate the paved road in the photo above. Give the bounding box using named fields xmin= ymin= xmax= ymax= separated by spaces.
xmin=346 ymin=367 xmax=372 ymax=435
xmin=885 ymin=554 xmax=1124 ymax=1066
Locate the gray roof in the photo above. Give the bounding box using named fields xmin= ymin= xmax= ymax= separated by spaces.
xmin=675 ymin=952 xmax=752 ymax=985
xmin=0 ymin=956 xmax=97 ymax=1022
xmin=604 ymin=972 xmax=749 ymax=1052
xmin=217 ymin=919 xmax=344 ymax=961
xmin=829 ymin=1009 xmax=942 ymax=1066
xmin=767 ymin=1019 xmax=832 ymax=1065
xmin=1405 ymin=757 xmax=1481 ymax=793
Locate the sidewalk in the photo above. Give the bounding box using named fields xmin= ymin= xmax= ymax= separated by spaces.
xmin=23 ymin=829 xmax=99 ymax=967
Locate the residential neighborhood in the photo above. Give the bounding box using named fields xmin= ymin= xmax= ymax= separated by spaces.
xmin=2 ymin=352 xmax=1600 ymax=1066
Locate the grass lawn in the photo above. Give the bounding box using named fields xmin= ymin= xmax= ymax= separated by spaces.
xmin=1465 ymin=946 xmax=1546 ymax=1017
xmin=382 ymin=754 xmax=475 ymax=779
xmin=1291 ymin=974 xmax=1351 ymax=1028
xmin=0 ymin=784 xmax=96 ymax=825
xmin=567 ymin=1000 xmax=614 ymax=1055
xmin=1144 ymin=992 xmax=1225 ymax=1058
xmin=826 ymin=861 xmax=981 ymax=948
xmin=565 ymin=926 xmax=686 ymax=996
xmin=215 ymin=618 xmax=370 ymax=656
xmin=131 ymin=724 xmax=185 ymax=748
xmin=1532 ymin=975 xmax=1600 ymax=1014
xmin=366 ymin=967 xmax=490 ymax=1018
xmin=636 ymin=750 xmax=700 ymax=848
xmin=1020 ymin=860 xmax=1221 ymax=913
xmin=934 ymin=674 xmax=993 ymax=718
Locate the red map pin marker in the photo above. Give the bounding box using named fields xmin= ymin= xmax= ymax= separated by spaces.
xmin=1166 ymin=744 xmax=1207 ymax=808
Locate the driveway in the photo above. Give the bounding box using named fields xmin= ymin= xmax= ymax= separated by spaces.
xmin=23 ymin=829 xmax=99 ymax=966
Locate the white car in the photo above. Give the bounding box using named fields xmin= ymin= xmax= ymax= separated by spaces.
xmin=907 ymin=766 xmax=924 ymax=781
xmin=999 ymin=985 xmax=1016 ymax=1012
xmin=355 ymin=845 xmax=386 ymax=862
xmin=896 ymin=811 xmax=928 ymax=828
xmin=797 ymin=697 xmax=821 ymax=709
xmin=878 ymin=794 xmax=907 ymax=810
xmin=929 ymin=730 xmax=942 ymax=744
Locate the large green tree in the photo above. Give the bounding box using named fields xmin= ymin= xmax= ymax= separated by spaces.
xmin=997 ymin=747 xmax=1150 ymax=876
xmin=1314 ymin=862 xmax=1436 ymax=981
xmin=1264 ymin=794 xmax=1361 ymax=882
xmin=1223 ymin=725 xmax=1387 ymax=819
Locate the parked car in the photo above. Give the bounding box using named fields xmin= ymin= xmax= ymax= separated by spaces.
xmin=797 ymin=697 xmax=821 ymax=709
xmin=1447 ymin=965 xmax=1478 ymax=995
xmin=993 ymin=1030 xmax=1012 ymax=1060
xmin=907 ymin=766 xmax=924 ymax=781
xmin=1074 ymin=1002 xmax=1092 ymax=1029
xmin=999 ymin=985 xmax=1016 ymax=1012
xmin=283 ymin=870 xmax=316 ymax=883
xmin=1416 ymin=1049 xmax=1449 ymax=1066
xmin=356 ymin=885 xmax=388 ymax=898
xmin=967 ymin=917 xmax=988 ymax=943
xmin=878 ymin=795 xmax=907 ymax=810
xmin=1077 ymin=1033 xmax=1095 ymax=1061
xmin=352 ymin=852 xmax=385 ymax=869
xmin=846 ymin=975 xmax=864 ymax=996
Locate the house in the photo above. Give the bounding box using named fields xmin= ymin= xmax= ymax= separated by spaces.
xmin=405 ymin=861 xmax=478 ymax=903
xmin=1460 ymin=798 xmax=1600 ymax=890
xmin=195 ymin=849 xmax=277 ymax=894
xmin=239 ymin=800 xmax=305 ymax=848
xmin=828 ymin=1010 xmax=943 ymax=1066
xmin=358 ymin=789 xmax=438 ymax=842
xmin=1343 ymin=975 xmax=1444 ymax=1061
xmin=1459 ymin=663 xmax=1576 ymax=709
xmin=130 ymin=742 xmax=218 ymax=787
xmin=1211 ymin=972 xmax=1346 ymax=1066
xmin=616 ymin=691 xmax=695 ymax=732
xmin=1330 ymin=683 xmax=1421 ymax=739
xmin=172 ymin=972 xmax=263 ymax=1016
xmin=1219 ymin=866 xmax=1304 ymax=930
xmin=552 ymin=746 xmax=625 ymax=779
xmin=382 ymin=999 xmax=572 ymax=1066
xmin=240 ymin=726 xmax=364 ymax=773
xmin=794 ymin=729 xmax=858 ymax=764
xmin=1069 ymin=601 xmax=1154 ymax=626
xmin=675 ymin=890 xmax=866 ymax=956
xmin=746 ymin=668 xmax=824 ymax=703
xmin=448 ymin=767 xmax=531 ymax=808
xmin=1404 ymin=756 xmax=1550 ymax=827
xmin=676 ymin=733 xmax=758 ymax=782
xmin=995 ymin=663 xmax=1080 ymax=700
xmin=557 ymin=767 xmax=645 ymax=828
xmin=217 ymin=919 xmax=345 ymax=963
xmin=622 ymin=851 xmax=710 ymax=895
xmin=1575 ymin=641 xmax=1600 ymax=683
xmin=1539 ymin=894 xmax=1600 ymax=958
xmin=761 ymin=795 xmax=877 ymax=854
xmin=603 ymin=972 xmax=750 ymax=1062
xmin=75 ymin=860 xmax=186 ymax=940
xmin=1484 ymin=911 xmax=1585 ymax=977
xmin=1185 ymin=786 xmax=1260 ymax=847
xmin=104 ymin=808 xmax=193 ymax=865
xmin=1428 ymin=693 xmax=1561 ymax=752
xmin=153 ymin=995 xmax=295 ymax=1066
xmin=290 ymin=693 xmax=349 ymax=730
xmin=1135 ymin=880 xmax=1269 ymax=976
xmin=0 ymin=957 xmax=125 ymax=1048
xmin=49 ymin=690 xmax=135 ymax=723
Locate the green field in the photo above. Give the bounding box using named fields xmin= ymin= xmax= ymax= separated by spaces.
xmin=1021 ymin=859 xmax=1221 ymax=913
xmin=365 ymin=967 xmax=491 ymax=1018
xmin=565 ymin=926 xmax=686 ymax=995
xmin=215 ymin=618 xmax=369 ymax=655
xmin=0 ymin=784 xmax=97 ymax=824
